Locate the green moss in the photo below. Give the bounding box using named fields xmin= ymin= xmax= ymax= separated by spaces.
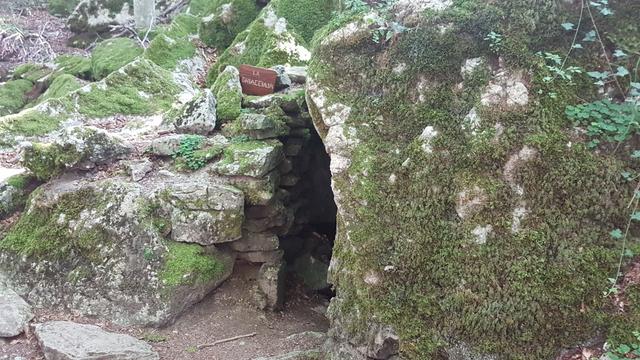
xmin=272 ymin=0 xmax=337 ymax=42
xmin=209 ymin=9 xmax=310 ymax=82
xmin=48 ymin=0 xmax=81 ymax=17
xmin=198 ymin=0 xmax=259 ymax=50
xmin=22 ymin=142 xmax=82 ymax=181
xmin=0 ymin=109 xmax=62 ymax=137
xmin=0 ymin=79 xmax=33 ymax=116
xmin=308 ymin=2 xmax=639 ymax=359
xmin=145 ymin=34 xmax=196 ymax=70
xmin=0 ymin=188 xmax=106 ymax=259
xmin=211 ymin=66 xmax=242 ymax=123
xmin=188 ymin=0 xmax=223 ymax=16
xmin=35 ymin=74 xmax=83 ymax=105
xmin=67 ymin=59 xmax=180 ymax=118
xmin=13 ymin=64 xmax=52 ymax=82
xmin=91 ymin=38 xmax=143 ymax=80
xmin=6 ymin=174 xmax=31 ymax=190
xmin=160 ymin=242 xmax=225 ymax=287
xmin=54 ymin=55 xmax=92 ymax=79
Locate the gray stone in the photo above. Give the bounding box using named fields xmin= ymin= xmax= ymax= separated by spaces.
xmin=165 ymin=183 xmax=245 ymax=245
xmin=231 ymin=232 xmax=280 ymax=252
xmin=126 ymin=159 xmax=153 ymax=181
xmin=238 ymin=113 xmax=289 ymax=140
xmin=237 ymin=250 xmax=283 ymax=264
xmin=35 ymin=321 xmax=159 ymax=360
xmin=0 ymin=178 xmax=235 ymax=326
xmin=284 ymin=66 xmax=307 ymax=84
xmin=254 ymin=261 xmax=286 ymax=311
xmin=147 ymin=135 xmax=186 ymax=156
xmin=271 ymin=65 xmax=292 ymax=91
xmin=213 ymin=140 xmax=284 ymax=177
xmin=21 ymin=126 xmax=132 ymax=179
xmin=367 ymin=326 xmax=400 ymax=360
xmin=226 ymin=171 xmax=280 ymax=206
xmin=174 ymin=89 xmax=217 ymax=135
xmin=0 ymin=287 xmax=33 ymax=337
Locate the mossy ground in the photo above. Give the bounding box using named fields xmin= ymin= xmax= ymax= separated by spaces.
xmin=160 ymin=242 xmax=225 ymax=287
xmin=48 ymin=0 xmax=81 ymax=17
xmin=0 ymin=79 xmax=34 ymax=116
xmin=0 ymin=109 xmax=62 ymax=138
xmin=91 ymin=37 xmax=143 ymax=80
xmin=35 ymin=74 xmax=83 ymax=105
xmin=54 ymin=55 xmax=92 ymax=79
xmin=311 ymin=1 xmax=640 ymax=358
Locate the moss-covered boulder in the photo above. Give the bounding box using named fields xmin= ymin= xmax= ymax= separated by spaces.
xmin=307 ymin=1 xmax=640 ymax=359
xmin=0 ymin=177 xmax=235 ymax=326
xmin=22 ymin=126 xmax=132 ymax=181
xmin=213 ymin=139 xmax=284 ymax=178
xmin=198 ymin=0 xmax=259 ymax=50
xmin=54 ymin=55 xmax=92 ymax=79
xmin=208 ymin=4 xmax=312 ymax=83
xmin=34 ymin=74 xmax=84 ymax=105
xmin=211 ymin=65 xmax=243 ymax=124
xmin=12 ymin=64 xmax=52 ymax=83
xmin=271 ymin=0 xmax=337 ymax=43
xmin=0 ymin=172 xmax=37 ymax=219
xmin=91 ymin=38 xmax=143 ymax=80
xmin=0 ymin=80 xmax=34 ymax=116
xmin=144 ymin=14 xmax=200 ymax=71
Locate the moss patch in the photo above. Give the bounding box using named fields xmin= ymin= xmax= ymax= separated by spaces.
xmin=54 ymin=55 xmax=92 ymax=79
xmin=0 ymin=109 xmax=62 ymax=138
xmin=35 ymin=74 xmax=83 ymax=105
xmin=0 ymin=188 xmax=106 ymax=259
xmin=211 ymin=66 xmax=242 ymax=123
xmin=48 ymin=0 xmax=81 ymax=17
xmin=272 ymin=0 xmax=337 ymax=43
xmin=160 ymin=242 xmax=225 ymax=287
xmin=198 ymin=0 xmax=259 ymax=50
xmin=308 ymin=1 xmax=639 ymax=359
xmin=145 ymin=34 xmax=196 ymax=70
xmin=91 ymin=37 xmax=143 ymax=80
xmin=0 ymin=79 xmax=33 ymax=116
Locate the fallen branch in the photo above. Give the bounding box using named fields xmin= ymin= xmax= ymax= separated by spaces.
xmin=197 ymin=333 xmax=257 ymax=350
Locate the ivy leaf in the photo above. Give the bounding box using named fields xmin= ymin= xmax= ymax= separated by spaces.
xmin=616 ymin=66 xmax=630 ymax=77
xmin=617 ymin=344 xmax=632 ymax=354
xmin=600 ymin=7 xmax=613 ymax=15
xmin=610 ymin=228 xmax=623 ymax=239
xmin=631 ymin=82 xmax=640 ymax=89
xmin=583 ymin=30 xmax=597 ymax=42
xmin=572 ymin=43 xmax=584 ymax=49
xmin=632 ymin=150 xmax=640 ymax=158
xmin=613 ymin=49 xmax=627 ymax=58
xmin=561 ymin=22 xmax=575 ymax=30
xmin=632 ymin=212 xmax=640 ymax=221
xmin=625 ymin=249 xmax=635 ymax=257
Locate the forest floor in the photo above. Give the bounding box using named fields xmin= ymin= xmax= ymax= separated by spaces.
xmin=0 ymin=264 xmax=330 ymax=360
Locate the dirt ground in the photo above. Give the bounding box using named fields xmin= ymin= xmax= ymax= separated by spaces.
xmin=0 ymin=5 xmax=87 ymax=75
xmin=0 ymin=264 xmax=330 ymax=360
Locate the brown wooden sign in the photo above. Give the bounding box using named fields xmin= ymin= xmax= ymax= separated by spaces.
xmin=239 ymin=64 xmax=278 ymax=96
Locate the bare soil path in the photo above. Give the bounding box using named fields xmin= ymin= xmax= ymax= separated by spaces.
xmin=0 ymin=264 xmax=330 ymax=360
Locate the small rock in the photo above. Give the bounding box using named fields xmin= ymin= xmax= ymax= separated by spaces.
xmin=174 ymin=89 xmax=217 ymax=135
xmin=284 ymin=66 xmax=307 ymax=84
xmin=147 ymin=135 xmax=186 ymax=156
xmin=237 ymin=250 xmax=284 ymax=264
xmin=127 ymin=159 xmax=153 ymax=182
xmin=231 ymin=232 xmax=280 ymax=252
xmin=35 ymin=321 xmax=159 ymax=360
xmin=271 ymin=65 xmax=292 ymax=91
xmin=0 ymin=287 xmax=33 ymax=338
xmin=255 ymin=261 xmax=286 ymax=311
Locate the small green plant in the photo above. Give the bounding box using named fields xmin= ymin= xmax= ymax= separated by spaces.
xmin=484 ymin=31 xmax=503 ymax=53
xmin=173 ymin=135 xmax=206 ymax=170
xmin=185 ymin=346 xmax=198 ymax=353
xmin=605 ymin=331 xmax=640 ymax=360
xmin=565 ymin=100 xmax=639 ymax=147
xmin=143 ymin=248 xmax=154 ymax=261
xmin=142 ymin=333 xmax=168 ymax=343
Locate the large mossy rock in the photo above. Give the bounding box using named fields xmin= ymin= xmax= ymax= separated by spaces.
xmin=0 ymin=177 xmax=237 ymax=326
xmin=0 ymin=80 xmax=33 ymax=116
xmin=91 ymin=38 xmax=143 ymax=80
xmin=198 ymin=0 xmax=260 ymax=50
xmin=307 ymin=1 xmax=640 ymax=359
xmin=208 ymin=3 xmax=313 ymax=83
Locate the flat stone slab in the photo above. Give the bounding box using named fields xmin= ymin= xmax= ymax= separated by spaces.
xmin=0 ymin=287 xmax=33 ymax=337
xmin=35 ymin=321 xmax=159 ymax=360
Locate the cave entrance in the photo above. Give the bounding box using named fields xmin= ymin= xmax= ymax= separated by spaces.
xmin=279 ymin=124 xmax=337 ymax=300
